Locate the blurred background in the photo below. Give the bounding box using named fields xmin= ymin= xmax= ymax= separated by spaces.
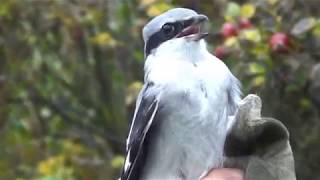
xmin=0 ymin=0 xmax=319 ymax=179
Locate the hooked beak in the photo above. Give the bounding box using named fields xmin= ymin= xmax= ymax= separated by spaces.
xmin=193 ymin=14 xmax=209 ymax=24
xmin=177 ymin=14 xmax=209 ymax=41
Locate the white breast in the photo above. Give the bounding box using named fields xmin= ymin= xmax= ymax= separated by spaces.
xmin=141 ymin=39 xmax=237 ymax=180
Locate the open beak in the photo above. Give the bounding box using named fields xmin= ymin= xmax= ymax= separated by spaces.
xmin=176 ymin=14 xmax=209 ymax=41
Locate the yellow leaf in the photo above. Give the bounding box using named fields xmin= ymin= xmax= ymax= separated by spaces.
xmin=252 ymin=76 xmax=265 ymax=87
xmin=86 ymin=8 xmax=104 ymax=23
xmin=111 ymin=155 xmax=125 ymax=168
xmin=240 ymin=4 xmax=256 ymax=18
xmin=276 ymin=16 xmax=282 ymax=23
xmin=249 ymin=63 xmax=265 ymax=75
xmin=90 ymin=32 xmax=116 ymax=46
xmin=37 ymin=155 xmax=65 ymax=175
xmin=140 ymin=0 xmax=157 ymax=6
xmin=38 ymin=161 xmax=52 ymax=175
xmin=224 ymin=15 xmax=235 ymax=22
xmin=224 ymin=37 xmax=239 ymax=47
xmin=251 ymin=44 xmax=269 ymax=59
xmin=146 ymin=2 xmax=173 ymax=17
xmin=126 ymin=81 xmax=143 ymax=105
xmin=241 ymin=29 xmax=261 ymax=43
xmin=313 ymin=24 xmax=320 ymax=37
xmin=268 ymin=0 xmax=278 ymax=5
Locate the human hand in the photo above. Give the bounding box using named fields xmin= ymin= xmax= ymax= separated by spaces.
xmin=201 ymin=168 xmax=244 ymax=180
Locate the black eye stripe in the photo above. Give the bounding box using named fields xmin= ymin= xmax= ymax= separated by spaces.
xmin=144 ymin=22 xmax=183 ymax=57
xmin=145 ymin=31 xmax=167 ymax=57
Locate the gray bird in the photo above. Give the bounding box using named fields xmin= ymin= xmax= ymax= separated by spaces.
xmin=120 ymin=8 xmax=241 ymax=180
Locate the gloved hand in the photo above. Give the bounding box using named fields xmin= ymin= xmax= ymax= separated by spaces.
xmin=223 ymin=94 xmax=296 ymax=180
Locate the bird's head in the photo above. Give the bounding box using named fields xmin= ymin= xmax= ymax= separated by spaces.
xmin=143 ymin=8 xmax=208 ymax=58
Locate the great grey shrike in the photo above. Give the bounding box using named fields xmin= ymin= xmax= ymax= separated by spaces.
xmin=120 ymin=8 xmax=241 ymax=180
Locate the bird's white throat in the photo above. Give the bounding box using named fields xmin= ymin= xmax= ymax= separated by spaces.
xmin=151 ymin=38 xmax=208 ymax=62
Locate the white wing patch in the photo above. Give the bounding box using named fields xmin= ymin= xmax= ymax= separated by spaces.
xmin=124 ymin=151 xmax=131 ymax=172
xmin=144 ymin=99 xmax=159 ymax=134
xmin=120 ymin=93 xmax=160 ymax=180
xmin=126 ymin=88 xmax=145 ymax=150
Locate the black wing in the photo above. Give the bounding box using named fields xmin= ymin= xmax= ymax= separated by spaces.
xmin=120 ymin=86 xmax=159 ymax=180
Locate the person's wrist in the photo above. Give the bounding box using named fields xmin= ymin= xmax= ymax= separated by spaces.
xmin=202 ymin=168 xmax=244 ymax=180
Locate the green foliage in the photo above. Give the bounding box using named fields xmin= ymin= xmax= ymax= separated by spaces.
xmin=0 ymin=0 xmax=319 ymax=179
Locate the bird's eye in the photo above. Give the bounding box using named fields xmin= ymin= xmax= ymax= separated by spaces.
xmin=162 ymin=24 xmax=175 ymax=36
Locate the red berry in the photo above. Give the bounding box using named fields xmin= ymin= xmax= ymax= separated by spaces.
xmin=269 ymin=32 xmax=290 ymax=53
xmin=214 ymin=46 xmax=228 ymax=59
xmin=221 ymin=22 xmax=238 ymax=38
xmin=239 ymin=18 xmax=253 ymax=29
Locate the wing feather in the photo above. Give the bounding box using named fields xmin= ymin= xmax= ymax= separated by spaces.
xmin=120 ymin=85 xmax=159 ymax=180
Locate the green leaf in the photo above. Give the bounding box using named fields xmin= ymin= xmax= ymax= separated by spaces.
xmin=251 ymin=44 xmax=269 ymax=59
xmin=224 ymin=37 xmax=239 ymax=47
xmin=39 ymin=175 xmax=60 ymax=180
xmin=300 ymin=98 xmax=311 ymax=109
xmin=313 ymin=23 xmax=320 ymax=37
xmin=241 ymin=29 xmax=261 ymax=43
xmin=225 ymin=2 xmax=240 ymax=17
xmin=90 ymin=32 xmax=117 ymax=46
xmin=249 ymin=63 xmax=266 ymax=75
xmin=285 ymin=84 xmax=298 ymax=92
xmin=133 ymin=50 xmax=144 ymax=62
xmin=0 ymin=0 xmax=16 ymax=19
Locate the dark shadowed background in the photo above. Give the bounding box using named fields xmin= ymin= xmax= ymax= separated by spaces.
xmin=0 ymin=0 xmax=319 ymax=179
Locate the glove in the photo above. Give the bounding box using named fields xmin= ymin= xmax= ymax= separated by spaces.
xmin=224 ymin=94 xmax=296 ymax=180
